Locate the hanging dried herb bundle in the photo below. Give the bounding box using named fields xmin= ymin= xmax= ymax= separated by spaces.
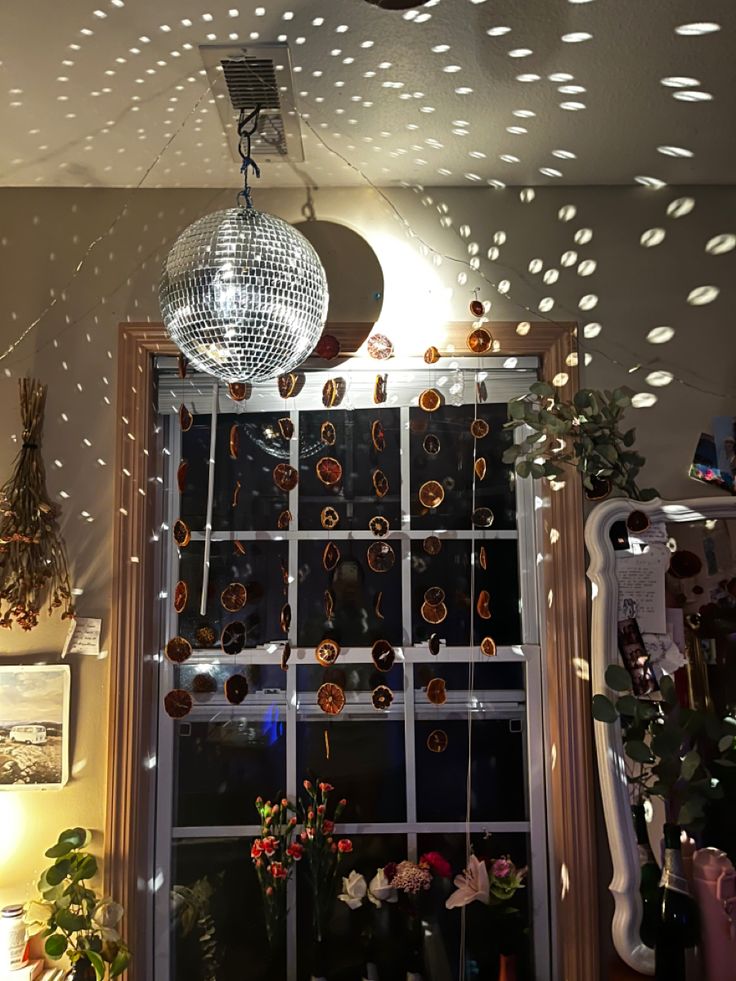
xmin=0 ymin=378 xmax=74 ymax=630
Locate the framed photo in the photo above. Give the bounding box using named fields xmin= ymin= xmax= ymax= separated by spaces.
xmin=0 ymin=664 xmax=70 ymax=789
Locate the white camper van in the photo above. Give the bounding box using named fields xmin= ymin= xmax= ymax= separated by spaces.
xmin=8 ymin=724 xmax=48 ymax=745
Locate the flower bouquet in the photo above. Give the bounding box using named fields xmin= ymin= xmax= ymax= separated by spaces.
xmin=336 ymin=867 xmax=398 ymax=979
xmin=446 ymin=853 xmax=527 ymax=978
xmin=383 ymin=852 xmax=452 ymax=979
xmin=250 ymin=795 xmax=300 ymax=962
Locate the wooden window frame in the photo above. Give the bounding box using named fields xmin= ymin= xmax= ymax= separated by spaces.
xmin=106 ymin=321 xmax=596 ymax=980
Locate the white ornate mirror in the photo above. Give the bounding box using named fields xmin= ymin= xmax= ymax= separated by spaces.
xmin=586 ymin=496 xmax=736 ymax=974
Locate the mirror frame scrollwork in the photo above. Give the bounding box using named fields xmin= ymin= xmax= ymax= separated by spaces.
xmin=586 ymin=495 xmax=736 ymax=975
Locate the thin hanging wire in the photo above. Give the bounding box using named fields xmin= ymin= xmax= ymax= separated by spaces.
xmin=236 ymin=105 xmax=261 ymax=210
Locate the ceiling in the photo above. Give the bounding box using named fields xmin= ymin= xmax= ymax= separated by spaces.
xmin=0 ymin=0 xmax=734 ymax=188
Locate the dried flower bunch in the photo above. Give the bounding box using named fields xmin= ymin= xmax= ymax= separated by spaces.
xmin=0 ymin=378 xmax=74 ymax=629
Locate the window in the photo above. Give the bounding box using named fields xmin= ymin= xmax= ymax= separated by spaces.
xmin=153 ymin=356 xmax=551 ymax=979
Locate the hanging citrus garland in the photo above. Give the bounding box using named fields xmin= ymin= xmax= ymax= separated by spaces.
xmin=0 ymin=378 xmax=74 ymax=630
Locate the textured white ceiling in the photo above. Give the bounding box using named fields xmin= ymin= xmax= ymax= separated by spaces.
xmin=0 ymin=0 xmax=733 ymax=188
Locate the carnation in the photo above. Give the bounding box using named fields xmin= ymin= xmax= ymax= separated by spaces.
xmin=420 ymin=851 xmax=452 ymax=878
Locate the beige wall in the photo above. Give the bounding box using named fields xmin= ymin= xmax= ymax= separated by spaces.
xmin=0 ymin=183 xmax=734 ymax=908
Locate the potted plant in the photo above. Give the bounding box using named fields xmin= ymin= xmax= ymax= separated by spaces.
xmin=25 ymin=828 xmax=129 ymax=979
xmin=503 ymin=383 xmax=658 ymax=502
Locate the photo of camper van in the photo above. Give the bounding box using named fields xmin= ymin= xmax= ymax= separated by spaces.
xmin=8 ymin=724 xmax=48 ymax=745
xmin=0 ymin=665 xmax=69 ymax=788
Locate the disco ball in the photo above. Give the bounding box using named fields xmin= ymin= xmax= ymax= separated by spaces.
xmin=160 ymin=207 xmax=329 ymax=383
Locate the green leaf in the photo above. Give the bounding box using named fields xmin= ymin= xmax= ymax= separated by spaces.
xmin=529 ymin=463 xmax=546 ymax=479
xmin=502 ymin=445 xmax=521 ymax=464
xmin=516 ymin=460 xmax=531 ymax=479
xmin=714 ymin=758 xmax=736 ymax=768
xmin=616 ymin=695 xmax=638 ymax=717
xmin=625 ymin=740 xmax=654 ymax=764
xmin=86 ymin=951 xmax=106 ymax=981
xmin=111 ymin=948 xmax=131 ymax=978
xmin=622 ymin=428 xmax=636 ymax=447
xmin=681 ymin=750 xmax=701 ymax=781
xmin=508 ymin=399 xmax=527 ymax=420
xmin=42 ymin=884 xmax=65 ymax=903
xmin=46 ymin=860 xmax=71 ymax=886
xmin=45 ymin=934 xmax=68 ymax=959
xmin=592 ymin=694 xmax=618 ymax=723
xmin=56 ymin=909 xmax=88 ymax=933
xmin=529 ymin=381 xmax=555 ymax=398
xmin=605 ymin=664 xmax=632 ymax=692
xmin=638 ymin=488 xmax=659 ymax=502
xmin=73 ymin=854 xmax=98 ymax=882
xmin=651 ymin=726 xmax=685 ymax=758
xmin=659 ymin=675 xmax=678 ymax=707
xmin=718 ymin=735 xmax=734 ymax=752
xmin=45 ymin=841 xmax=75 ymax=859
xmin=678 ymin=798 xmax=705 ymax=828
xmin=59 ymin=827 xmax=89 ymax=849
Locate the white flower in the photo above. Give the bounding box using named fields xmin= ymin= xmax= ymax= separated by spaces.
xmin=24 ymin=900 xmax=53 ymax=934
xmin=338 ymin=870 xmax=367 ymax=910
xmin=91 ymin=899 xmax=124 ymax=941
xmin=367 ymin=868 xmax=398 ymax=907
xmin=445 ymin=855 xmax=491 ymax=909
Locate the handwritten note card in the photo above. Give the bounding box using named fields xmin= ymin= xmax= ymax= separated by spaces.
xmin=616 ymin=550 xmax=668 ymax=634
xmin=62 ymin=617 xmax=103 ymax=657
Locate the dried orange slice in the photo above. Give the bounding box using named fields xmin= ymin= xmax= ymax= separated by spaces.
xmin=281 ymin=642 xmax=291 ymax=671
xmin=221 ymin=582 xmax=247 ymax=612
xmin=280 ymin=559 xmax=289 ymax=590
xmin=229 ymin=424 xmax=240 ymax=460
xmin=480 ymin=636 xmax=497 ymax=657
xmin=427 ymin=729 xmax=448 ymax=753
xmin=322 ymin=378 xmax=345 ymax=407
xmin=419 ymin=389 xmax=442 ymax=412
xmin=479 ymin=546 xmax=488 ymax=570
xmin=280 ymin=603 xmax=291 ymax=634
xmin=221 ymin=621 xmax=246 ymax=655
xmin=174 ymin=580 xmax=188 ymax=614
xmin=316 ymin=456 xmax=343 ymax=486
xmin=314 ymin=333 xmax=340 ymax=360
xmin=372 ymin=685 xmax=394 ymax=710
xmin=368 ymin=515 xmax=389 ymax=537
xmin=470 ymin=418 xmax=489 ymax=439
xmin=277 ymin=509 xmax=292 ymax=530
xmin=278 ymin=373 xmax=298 ymax=398
xmin=477 ymin=380 xmax=488 ymax=403
xmin=424 ymin=586 xmax=445 ymax=606
xmin=627 ymin=510 xmax=650 ymax=533
xmin=423 ymin=536 xmax=442 ymax=556
xmin=177 ymin=354 xmax=188 ymax=379
xmin=228 ymin=382 xmax=249 ymax=402
xmin=367 ymin=541 xmax=395 ymax=573
xmin=476 ymin=590 xmax=492 ymax=620
xmin=470 ymin=297 xmax=485 ymax=318
xmin=233 ymin=540 xmax=247 ymax=557
xmin=173 ymin=519 xmax=191 ymax=548
xmin=195 ymin=625 xmax=217 ymax=648
xmin=367 ymin=333 xmax=394 ymax=360
xmin=374 ymin=591 xmax=384 ymax=620
xmin=192 ymin=673 xmax=217 ymax=694
xmin=320 ymin=421 xmax=337 ymax=445
xmin=323 ymin=541 xmax=341 ymax=572
xmin=371 ymin=419 xmax=386 ymax=452
xmin=177 ymin=459 xmax=188 ymax=494
xmin=418 ymin=480 xmax=444 ymax=509
xmin=372 ymin=469 xmax=389 ymax=498
xmin=324 ymin=590 xmax=335 ymax=619
xmin=316 ymin=639 xmax=340 ymax=666
xmin=273 ymin=463 xmax=299 ymax=491
xmin=374 ymin=374 xmax=387 ymax=404
xmin=424 ymin=345 xmax=440 ymax=364
xmin=320 ymin=506 xmax=340 ymax=530
xmin=278 ymin=417 xmax=294 ymax=440
xmin=427 ymin=677 xmax=447 ymax=705
xmin=164 ymin=689 xmax=192 ymax=719
xmin=423 ymin=433 xmax=440 ymax=455
xmin=225 ymin=674 xmax=249 ymax=704
xmin=232 ymin=481 xmax=241 ymax=508
xmin=165 ymin=636 xmax=192 ymax=664
xmin=317 ymin=682 xmax=345 ymax=715
xmin=372 ymin=639 xmax=396 ymax=672
xmin=179 ymin=404 xmax=193 ymax=432
xmin=472 ymin=507 xmax=494 ymax=528
xmin=467 ymin=327 xmax=492 ymax=354
xmin=428 ymin=633 xmax=440 ymax=656
xmin=421 ymin=601 xmax=448 ymax=624
xmin=475 ymin=458 xmax=487 ymax=481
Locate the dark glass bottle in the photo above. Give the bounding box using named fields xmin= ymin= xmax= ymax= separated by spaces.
xmin=655 ymin=823 xmax=699 ymax=981
xmin=632 ymin=804 xmax=660 ymax=949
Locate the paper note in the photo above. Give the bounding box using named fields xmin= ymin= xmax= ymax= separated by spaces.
xmin=628 ymin=520 xmax=668 ymax=552
xmin=616 ymin=551 xmax=668 ymax=634
xmin=62 ymin=617 xmax=102 ymax=657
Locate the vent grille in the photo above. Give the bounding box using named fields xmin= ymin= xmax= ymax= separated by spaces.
xmin=200 ymin=43 xmax=304 ymax=163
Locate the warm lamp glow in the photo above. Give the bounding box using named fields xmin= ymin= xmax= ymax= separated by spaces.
xmin=0 ymin=796 xmax=23 ymax=869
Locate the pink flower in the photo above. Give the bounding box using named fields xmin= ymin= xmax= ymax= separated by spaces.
xmin=338 ymin=839 xmax=353 ymax=853
xmin=420 ymin=851 xmax=452 ymax=878
xmin=270 ymin=862 xmax=287 ymax=879
xmin=323 ymin=820 xmax=335 ymax=835
xmin=317 ymin=804 xmax=326 ymax=815
xmin=319 ymin=782 xmax=334 ymax=793
xmin=286 ymin=843 xmax=304 ymax=861
xmin=491 ymin=858 xmax=514 ymax=880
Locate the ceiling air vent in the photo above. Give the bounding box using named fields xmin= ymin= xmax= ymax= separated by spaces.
xmin=200 ymin=42 xmax=304 ymax=163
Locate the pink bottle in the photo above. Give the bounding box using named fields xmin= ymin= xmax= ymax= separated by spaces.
xmin=692 ymin=847 xmax=736 ymax=981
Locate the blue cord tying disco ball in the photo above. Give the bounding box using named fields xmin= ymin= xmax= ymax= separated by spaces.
xmin=160 ymin=207 xmax=329 ymax=383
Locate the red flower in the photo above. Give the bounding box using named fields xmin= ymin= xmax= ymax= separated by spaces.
xmin=251 ymin=840 xmax=263 ymax=859
xmin=319 ymin=782 xmax=334 ymax=793
xmin=419 ymin=851 xmax=452 ymax=878
xmin=286 ymin=843 xmax=304 ymax=861
xmin=323 ymin=820 xmax=335 ymax=835
xmin=337 ymin=839 xmax=353 ymax=854
xmin=304 ymin=780 xmax=313 ymax=792
xmin=266 ymin=886 xmax=274 ymax=897
xmin=270 ymin=862 xmax=287 ymax=879
xmin=262 ymin=836 xmax=277 ymax=856
xmin=317 ymin=804 xmax=326 ymax=815
xmin=383 ymin=862 xmax=397 ymax=883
